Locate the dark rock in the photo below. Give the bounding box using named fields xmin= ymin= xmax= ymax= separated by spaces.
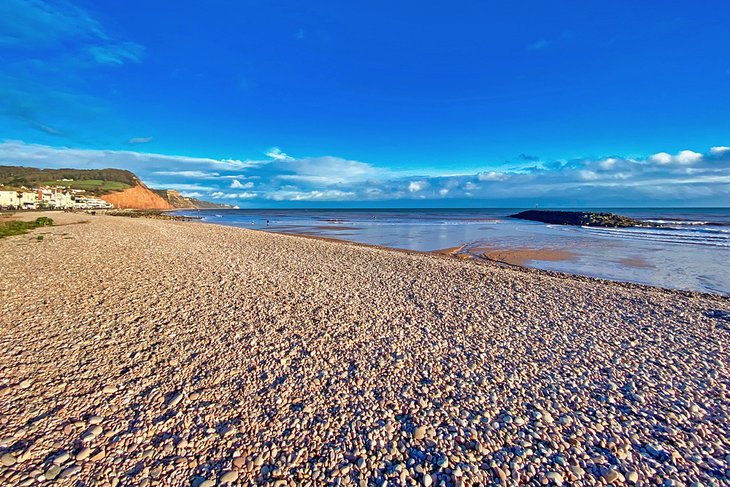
xmin=509 ymin=210 xmax=651 ymax=228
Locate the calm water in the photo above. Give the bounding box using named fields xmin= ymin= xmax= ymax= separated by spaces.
xmin=173 ymin=208 xmax=730 ymax=295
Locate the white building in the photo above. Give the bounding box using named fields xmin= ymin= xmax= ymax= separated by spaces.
xmin=73 ymin=197 xmax=113 ymax=210
xmin=0 ymin=186 xmax=113 ymax=210
xmin=37 ymin=187 xmax=75 ymax=209
xmin=0 ymin=190 xmax=38 ymax=209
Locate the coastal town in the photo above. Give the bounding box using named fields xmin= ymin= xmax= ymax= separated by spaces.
xmin=0 ymin=184 xmax=113 ymax=211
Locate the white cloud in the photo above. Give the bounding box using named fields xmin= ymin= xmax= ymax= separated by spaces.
xmin=2 ymin=140 xmax=728 ymax=204
xmin=267 ymin=190 xmax=356 ymax=201
xmin=408 ymin=181 xmax=427 ymax=192
xmin=271 ymin=156 xmax=379 ymax=184
xmin=598 ymin=158 xmax=617 ymax=170
xmin=180 ymin=192 xmax=203 ymax=198
xmin=649 ymin=152 xmax=673 ymax=165
xmin=211 ymin=191 xmax=257 ymax=199
xmin=478 ymin=171 xmax=508 ymax=181
xmin=649 ymin=150 xmax=702 ymax=165
xmin=230 ymin=179 xmax=253 ymax=189
xmin=265 ymin=147 xmax=293 ymax=161
xmin=0 ymin=140 xmax=255 ymax=173
xmin=675 ymin=150 xmax=703 ymax=165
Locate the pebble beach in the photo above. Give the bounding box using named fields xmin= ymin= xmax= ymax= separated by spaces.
xmin=1 ymin=212 xmax=729 ymax=486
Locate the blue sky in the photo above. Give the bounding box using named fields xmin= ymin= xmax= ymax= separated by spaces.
xmin=1 ymin=0 xmax=729 ymax=207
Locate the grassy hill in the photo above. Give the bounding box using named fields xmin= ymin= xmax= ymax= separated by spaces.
xmin=0 ymin=166 xmax=137 ymax=196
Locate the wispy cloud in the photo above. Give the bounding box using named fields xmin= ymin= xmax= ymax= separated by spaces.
xmin=127 ymin=136 xmax=153 ymax=145
xmin=211 ymin=191 xmax=257 ymax=199
xmin=527 ymin=39 xmax=550 ymax=51
xmin=267 ymin=190 xmax=356 ymax=201
xmin=87 ymin=42 xmax=145 ymax=65
xmin=0 ymin=0 xmax=105 ymax=48
xmin=0 ymin=1 xmax=143 ymax=66
xmin=154 ymin=170 xmax=220 ymax=178
xmin=265 ymin=147 xmax=294 ymax=161
xmin=1 ymin=140 xmax=728 ymax=206
xmin=0 ymin=1 xmax=146 ymax=142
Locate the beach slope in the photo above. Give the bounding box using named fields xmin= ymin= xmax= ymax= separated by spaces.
xmin=0 ymin=213 xmax=728 ymax=485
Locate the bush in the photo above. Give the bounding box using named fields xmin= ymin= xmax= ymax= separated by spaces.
xmin=35 ymin=217 xmax=54 ymax=226
xmin=0 ymin=217 xmax=54 ymax=238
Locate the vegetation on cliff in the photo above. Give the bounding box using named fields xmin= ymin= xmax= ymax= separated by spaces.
xmin=0 ymin=166 xmax=137 ymax=195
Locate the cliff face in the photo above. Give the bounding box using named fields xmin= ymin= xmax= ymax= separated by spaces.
xmin=100 ymin=183 xmax=172 ymax=210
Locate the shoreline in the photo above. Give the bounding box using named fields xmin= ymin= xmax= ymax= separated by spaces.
xmin=1 ymin=213 xmax=729 ymax=485
xmin=5 ymin=210 xmax=730 ymax=299
xmin=176 ymin=214 xmax=730 ymax=299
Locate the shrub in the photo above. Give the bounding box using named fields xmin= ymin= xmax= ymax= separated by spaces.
xmin=35 ymin=217 xmax=54 ymax=226
xmin=0 ymin=217 xmax=54 ymax=238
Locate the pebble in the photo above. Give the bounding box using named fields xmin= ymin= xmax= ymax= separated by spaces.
xmin=219 ymin=470 xmax=238 ymax=483
xmin=546 ymin=471 xmax=564 ymax=485
xmin=52 ymin=452 xmax=70 ymax=465
xmin=1 ymin=453 xmax=17 ymax=466
xmin=44 ymin=465 xmax=61 ymax=480
xmin=0 ymin=213 xmax=728 ymax=486
xmin=603 ymin=469 xmax=620 ymax=483
xmin=58 ymin=465 xmax=81 ymax=478
xmin=76 ymin=447 xmax=91 ymax=461
xmin=168 ymin=391 xmax=184 ymax=407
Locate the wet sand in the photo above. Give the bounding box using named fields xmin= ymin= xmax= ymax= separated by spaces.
xmin=472 ymin=247 xmax=576 ymax=267
xmin=1 ymin=212 xmax=729 ymax=486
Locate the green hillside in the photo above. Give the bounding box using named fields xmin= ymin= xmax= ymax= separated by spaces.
xmin=0 ymin=166 xmax=138 ymax=195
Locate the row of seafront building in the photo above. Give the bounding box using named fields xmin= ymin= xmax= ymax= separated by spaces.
xmin=0 ymin=186 xmax=113 ymax=210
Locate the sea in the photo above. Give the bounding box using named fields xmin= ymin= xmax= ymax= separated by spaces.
xmin=172 ymin=208 xmax=730 ymax=295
